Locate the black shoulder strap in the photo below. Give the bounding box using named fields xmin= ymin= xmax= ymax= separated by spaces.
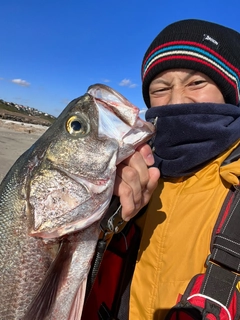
xmin=166 ymin=185 xmax=240 ymax=320
xmin=166 ymin=145 xmax=240 ymax=320
xmin=200 ymin=185 xmax=240 ymax=314
xmin=210 ymin=185 xmax=240 ymax=273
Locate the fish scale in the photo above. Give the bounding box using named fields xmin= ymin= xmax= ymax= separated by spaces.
xmin=0 ymin=84 xmax=155 ymax=319
xmin=0 ymin=165 xmax=55 ymax=319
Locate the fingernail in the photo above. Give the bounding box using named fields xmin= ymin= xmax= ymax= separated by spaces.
xmin=146 ymin=153 xmax=154 ymax=164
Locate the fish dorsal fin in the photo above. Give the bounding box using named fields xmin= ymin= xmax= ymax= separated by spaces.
xmin=23 ymin=239 xmax=72 ymax=320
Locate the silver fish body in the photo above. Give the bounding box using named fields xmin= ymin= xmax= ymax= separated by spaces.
xmin=0 ymin=84 xmax=155 ymax=319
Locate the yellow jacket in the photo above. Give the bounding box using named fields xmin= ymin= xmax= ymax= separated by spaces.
xmin=129 ymin=141 xmax=240 ymax=320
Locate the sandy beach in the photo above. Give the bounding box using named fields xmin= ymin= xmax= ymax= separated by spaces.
xmin=0 ymin=119 xmax=47 ymax=183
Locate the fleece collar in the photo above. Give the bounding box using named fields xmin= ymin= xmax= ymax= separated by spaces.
xmin=145 ymin=103 xmax=240 ymax=177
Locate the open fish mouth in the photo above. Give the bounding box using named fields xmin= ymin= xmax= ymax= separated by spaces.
xmin=88 ymin=84 xmax=155 ymax=163
xmin=88 ymin=83 xmax=139 ymax=127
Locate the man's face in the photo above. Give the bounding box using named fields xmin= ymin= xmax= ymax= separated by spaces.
xmin=149 ymin=69 xmax=225 ymax=107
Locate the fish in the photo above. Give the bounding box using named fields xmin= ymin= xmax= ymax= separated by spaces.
xmin=0 ymin=84 xmax=155 ymax=320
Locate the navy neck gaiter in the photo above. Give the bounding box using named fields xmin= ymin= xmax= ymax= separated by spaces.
xmin=145 ymin=103 xmax=240 ymax=178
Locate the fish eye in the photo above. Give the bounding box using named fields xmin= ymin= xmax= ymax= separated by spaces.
xmin=65 ymin=115 xmax=90 ymax=137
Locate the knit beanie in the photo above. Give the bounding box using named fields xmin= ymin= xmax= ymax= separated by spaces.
xmin=142 ymin=19 xmax=240 ymax=107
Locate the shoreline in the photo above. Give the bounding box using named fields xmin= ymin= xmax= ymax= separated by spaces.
xmin=0 ymin=119 xmax=47 ymax=182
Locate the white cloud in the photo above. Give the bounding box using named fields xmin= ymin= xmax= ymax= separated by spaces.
xmin=129 ymin=83 xmax=137 ymax=88
xmin=11 ymin=79 xmax=30 ymax=87
xmin=119 ymin=78 xmax=137 ymax=88
xmin=103 ymin=79 xmax=111 ymax=83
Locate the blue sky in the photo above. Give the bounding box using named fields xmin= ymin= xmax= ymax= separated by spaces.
xmin=1 ymin=0 xmax=240 ymax=116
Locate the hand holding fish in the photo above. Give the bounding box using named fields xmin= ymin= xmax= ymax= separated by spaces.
xmin=114 ymin=143 xmax=160 ymax=221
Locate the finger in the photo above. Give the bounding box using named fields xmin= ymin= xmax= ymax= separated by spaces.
xmin=113 ymin=171 xmax=137 ymax=221
xmin=120 ymin=167 xmax=160 ymax=221
xmin=123 ymin=151 xmax=150 ymax=190
xmin=114 ymin=162 xmax=142 ymax=207
xmin=136 ymin=143 xmax=155 ymax=166
xmin=141 ymin=167 xmax=160 ymax=205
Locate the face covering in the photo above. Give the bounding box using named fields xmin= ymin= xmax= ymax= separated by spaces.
xmin=145 ymin=103 xmax=240 ymax=178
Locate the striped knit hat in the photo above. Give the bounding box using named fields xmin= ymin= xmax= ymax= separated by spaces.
xmin=142 ymin=19 xmax=240 ymax=108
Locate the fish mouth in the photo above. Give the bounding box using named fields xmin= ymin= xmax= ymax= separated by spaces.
xmin=87 ymin=84 xmax=155 ymax=164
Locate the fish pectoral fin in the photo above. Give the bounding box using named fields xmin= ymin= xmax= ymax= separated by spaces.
xmin=23 ymin=239 xmax=72 ymax=320
xmin=68 ymin=276 xmax=87 ymax=320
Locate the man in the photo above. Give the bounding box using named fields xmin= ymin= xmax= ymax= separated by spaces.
xmin=117 ymin=19 xmax=240 ymax=319
xmin=83 ymin=19 xmax=240 ymax=320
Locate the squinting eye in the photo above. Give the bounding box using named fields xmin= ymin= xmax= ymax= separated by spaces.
xmin=190 ymin=80 xmax=206 ymax=86
xmin=65 ymin=115 xmax=90 ymax=137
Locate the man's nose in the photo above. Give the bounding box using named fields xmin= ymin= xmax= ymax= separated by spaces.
xmin=169 ymin=88 xmax=188 ymax=104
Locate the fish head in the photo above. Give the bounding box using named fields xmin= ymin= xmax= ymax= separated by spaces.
xmin=27 ymin=84 xmax=155 ymax=239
